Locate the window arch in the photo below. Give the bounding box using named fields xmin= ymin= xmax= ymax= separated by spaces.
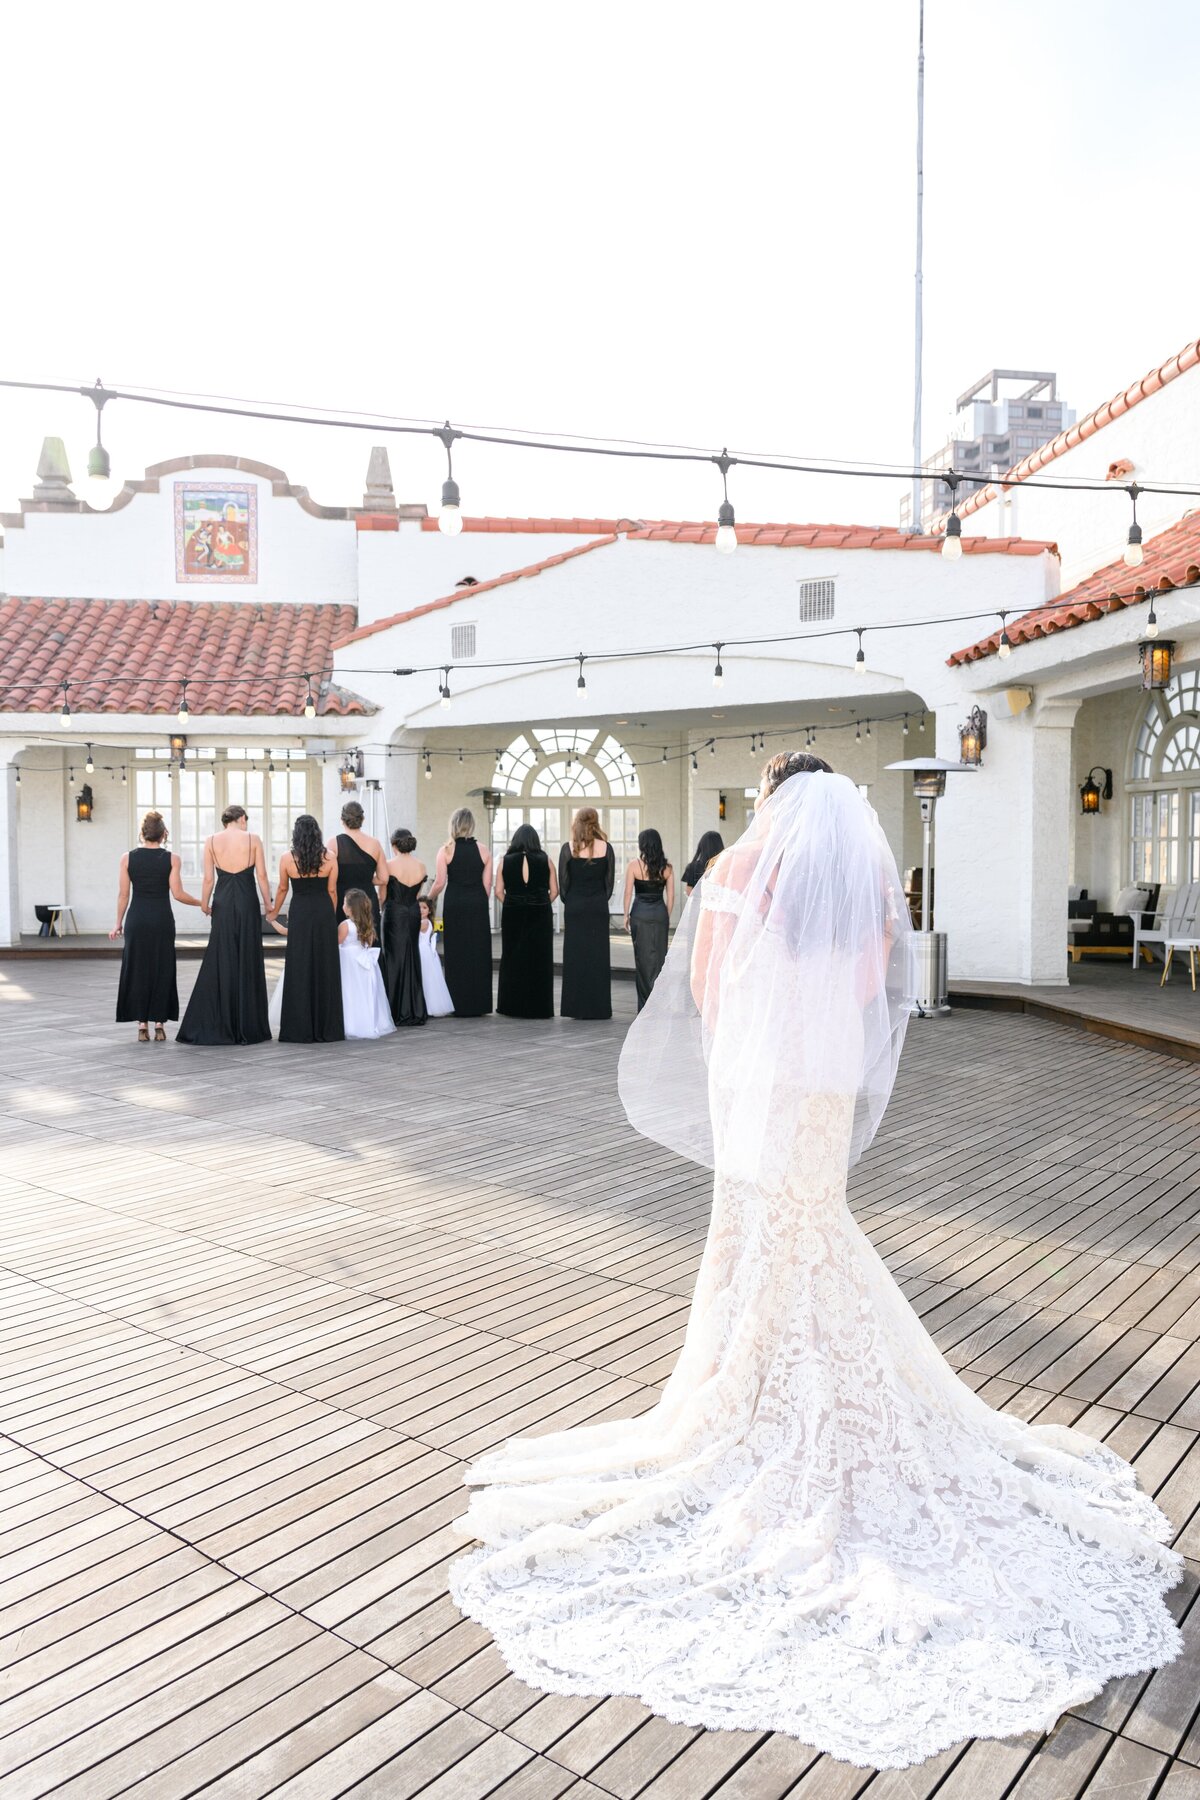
xmin=1128 ymin=669 xmax=1200 ymax=885
xmin=493 ymin=727 xmax=640 ymax=799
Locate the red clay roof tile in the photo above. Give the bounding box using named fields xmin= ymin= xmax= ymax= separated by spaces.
xmin=0 ymin=599 xmax=371 ymax=716
xmin=417 ymin=514 xmax=1056 ymax=554
xmin=947 ymin=511 xmax=1200 ymax=666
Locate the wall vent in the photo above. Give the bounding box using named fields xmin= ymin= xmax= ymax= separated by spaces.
xmin=451 ymin=623 xmax=477 ymax=659
xmin=798 ymin=578 xmax=835 ymax=622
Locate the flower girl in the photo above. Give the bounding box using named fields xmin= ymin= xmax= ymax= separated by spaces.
xmin=418 ymin=895 xmax=454 ymax=1016
xmin=338 ymin=890 xmax=396 ymax=1038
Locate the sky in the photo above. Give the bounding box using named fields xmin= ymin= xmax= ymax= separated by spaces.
xmin=2 ymin=0 xmax=1198 ymax=532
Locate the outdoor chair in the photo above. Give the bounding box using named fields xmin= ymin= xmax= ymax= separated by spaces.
xmin=1122 ymin=881 xmax=1200 ymax=968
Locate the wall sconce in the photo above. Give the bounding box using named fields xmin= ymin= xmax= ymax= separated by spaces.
xmin=339 ymin=761 xmax=358 ymax=792
xmin=718 ymin=791 xmax=727 ymax=821
xmin=1139 ymin=639 xmax=1175 ymax=691
xmin=1079 ymin=767 xmax=1113 ymax=815
xmin=957 ymin=706 xmax=988 ymax=767
xmin=76 ymin=783 xmax=94 ymax=822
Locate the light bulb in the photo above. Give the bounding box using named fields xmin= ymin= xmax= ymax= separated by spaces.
xmin=1145 ymin=609 xmax=1159 ymax=639
xmin=714 ymin=524 xmax=737 ymax=555
xmin=61 ymin=702 xmax=72 ymax=728
xmin=854 ymin=652 xmax=866 ymax=677
xmin=713 ymin=663 xmax=724 ymax=687
xmin=424 ymin=760 xmax=432 ymax=780
xmin=303 ymin=694 xmax=316 ymax=719
xmin=86 ymin=473 xmax=116 ymax=511
xmin=1124 ymin=534 xmax=1144 ymax=568
xmin=439 ymin=476 xmax=463 ymax=535
xmin=941 ymin=531 xmax=963 ymax=561
xmin=440 ymin=686 xmax=451 ymax=710
xmin=998 ymin=633 xmax=1012 ymax=659
xmin=85 ymin=747 xmax=94 ymax=773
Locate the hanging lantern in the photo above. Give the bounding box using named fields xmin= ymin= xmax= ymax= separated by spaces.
xmin=1139 ymin=639 xmax=1175 ymax=691
xmin=75 ymin=783 xmax=94 ymax=823
xmin=957 ymin=706 xmax=987 ymax=768
xmin=339 ymin=762 xmax=357 ymax=792
xmin=718 ymin=791 xmax=727 ymax=821
xmin=169 ymin=732 xmax=188 ymax=761
xmin=1079 ymin=767 xmax=1113 ymax=816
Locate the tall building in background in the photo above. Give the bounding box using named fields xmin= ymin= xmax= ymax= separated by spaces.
xmin=900 ymin=370 xmax=1076 ymax=533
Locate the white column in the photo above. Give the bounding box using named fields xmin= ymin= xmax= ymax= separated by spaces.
xmin=935 ymin=696 xmax=1079 ymax=985
xmin=0 ymin=741 xmax=26 ymax=946
xmin=384 ymin=729 xmax=421 ymax=849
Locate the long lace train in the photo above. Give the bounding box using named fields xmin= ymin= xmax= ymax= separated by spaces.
xmin=450 ymin=1093 xmax=1182 ymax=1770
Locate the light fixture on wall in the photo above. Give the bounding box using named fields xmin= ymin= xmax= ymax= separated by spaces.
xmin=1139 ymin=638 xmax=1174 ymax=691
xmin=75 ymin=783 xmax=94 ymax=822
xmin=1079 ymin=767 xmax=1113 ymax=815
xmin=719 ymin=791 xmax=727 ymax=820
xmin=436 ymin=423 xmax=463 ymax=534
xmin=957 ymin=706 xmax=987 ymax=768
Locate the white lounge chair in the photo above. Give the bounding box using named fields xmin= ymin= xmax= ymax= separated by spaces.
xmin=1124 ymin=882 xmax=1200 ymax=967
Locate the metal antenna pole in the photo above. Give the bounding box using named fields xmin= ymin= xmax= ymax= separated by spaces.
xmin=910 ymin=0 xmax=925 ymax=534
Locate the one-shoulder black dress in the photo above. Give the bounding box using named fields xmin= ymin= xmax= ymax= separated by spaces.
xmin=441 ymin=838 xmax=493 ymax=1017
xmin=116 ymin=847 xmax=178 ymax=1022
xmin=178 ymin=856 xmax=270 ymax=1045
xmin=335 ymin=833 xmax=382 ymax=939
xmin=382 ymin=876 xmax=427 ymax=1027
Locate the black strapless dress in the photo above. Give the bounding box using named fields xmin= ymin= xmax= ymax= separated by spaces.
xmin=442 ymin=838 xmax=493 ymax=1017
xmin=178 ymin=863 xmax=270 ymax=1045
xmin=279 ymin=874 xmax=344 ymax=1044
xmin=116 ymin=847 xmax=178 ymax=1022
xmin=335 ymin=833 xmax=381 ymax=939
xmin=382 ymin=876 xmax=427 ymax=1027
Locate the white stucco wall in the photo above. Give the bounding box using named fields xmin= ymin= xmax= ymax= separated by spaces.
xmin=356 ymin=525 xmax=619 ymax=626
xmin=3 ymin=467 xmax=359 ymax=602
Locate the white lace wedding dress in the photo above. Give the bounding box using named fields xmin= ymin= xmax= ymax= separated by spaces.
xmin=449 ymin=778 xmax=1181 ymax=1770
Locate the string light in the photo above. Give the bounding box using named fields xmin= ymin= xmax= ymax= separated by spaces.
xmin=662 ymin=747 xmax=669 ymax=763
xmin=423 ymin=750 xmax=432 ymax=780
xmin=1145 ymin=594 xmax=1160 ymax=639
xmin=712 ymin=643 xmax=724 ymax=687
xmin=178 ymin=682 xmax=191 ymax=724
xmin=998 ymin=612 xmax=1012 ymax=659
xmin=691 ymin=750 xmax=699 ymax=772
xmin=60 ymin=685 xmax=72 ymax=728
xmin=303 ymin=676 xmax=316 ymax=719
xmin=919 ymin=713 xmax=926 ymax=732
xmin=714 ymin=451 xmax=738 ymax=554
xmin=903 ymin=714 xmax=910 ymax=736
xmin=84 ymin=744 xmax=95 ymax=773
xmin=854 ymin=629 xmax=866 ymax=676
xmin=865 ymin=719 xmax=871 ymax=738
xmin=855 ymin=721 xmax=861 ymax=742
xmin=84 ymin=378 xmax=117 ymax=511
xmin=121 ymin=766 xmax=127 ymax=784
xmin=576 ymin=655 xmax=588 ymax=700
xmin=458 ymin=746 xmax=464 ymax=762
xmin=1124 ymin=483 xmax=1144 ymax=568
xmin=440 ymin=667 xmax=452 ymax=709
xmin=709 ymin=738 xmax=716 ymax=755
xmin=436 ymin=423 xmax=463 ymax=535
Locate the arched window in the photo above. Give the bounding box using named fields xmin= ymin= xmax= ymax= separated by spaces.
xmin=1129 ymin=671 xmax=1200 ymax=884
xmin=491 ymin=727 xmax=641 ymax=911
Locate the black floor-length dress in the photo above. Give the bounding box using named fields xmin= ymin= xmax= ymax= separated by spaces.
xmin=116 ymin=847 xmax=178 ymax=1022
xmin=279 ymin=875 xmax=345 ymax=1043
xmin=498 ymin=849 xmax=553 ymax=1019
xmin=442 ymin=838 xmax=493 ymax=1017
xmin=559 ymin=844 xmax=615 ymax=1020
xmin=177 ymin=862 xmax=270 ymax=1045
xmin=335 ymin=834 xmax=382 ymax=939
xmin=629 ymin=875 xmax=670 ymax=1012
xmin=382 ymin=876 xmax=427 ymax=1027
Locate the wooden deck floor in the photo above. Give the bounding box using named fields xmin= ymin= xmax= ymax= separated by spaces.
xmin=1 ymin=960 xmax=1199 ymax=1799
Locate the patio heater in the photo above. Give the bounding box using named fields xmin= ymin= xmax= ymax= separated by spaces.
xmin=885 ymin=755 xmax=977 ymax=1017
xmin=363 ymin=777 xmax=389 ymax=846
xmin=469 ymin=787 xmax=506 ymax=928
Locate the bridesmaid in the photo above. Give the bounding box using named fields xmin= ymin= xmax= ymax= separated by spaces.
xmin=622 ymin=827 xmax=675 ymax=1011
xmin=111 ymin=809 xmax=202 ymax=1040
xmin=496 ymin=823 xmax=557 ymax=1019
xmin=558 ymin=808 xmax=615 ymax=1020
xmin=381 ymin=826 xmax=427 ymax=1027
xmin=327 ymin=800 xmax=387 ymax=940
xmin=270 ymin=814 xmax=344 ymax=1043
xmin=429 ymin=808 xmax=493 ymax=1017
xmin=178 ymin=806 xmax=273 ymax=1045
xmin=681 ymin=830 xmax=724 ymax=897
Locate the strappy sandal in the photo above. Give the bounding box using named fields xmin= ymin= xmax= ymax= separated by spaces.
xmin=154 ymin=1026 xmax=167 ymax=1042
xmin=137 ymin=1026 xmax=150 ymax=1043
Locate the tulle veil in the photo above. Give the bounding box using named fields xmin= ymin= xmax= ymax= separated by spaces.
xmin=618 ymin=770 xmax=914 ymax=1185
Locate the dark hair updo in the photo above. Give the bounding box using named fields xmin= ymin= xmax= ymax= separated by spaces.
xmin=391 ymin=827 xmax=417 ymax=854
xmin=291 ymin=813 xmax=325 ymax=875
xmin=760 ymin=750 xmax=833 ymax=795
xmin=221 ymin=804 xmax=248 ymax=827
xmin=141 ymin=810 xmax=168 ymax=844
xmin=341 ymin=800 xmax=365 ymax=830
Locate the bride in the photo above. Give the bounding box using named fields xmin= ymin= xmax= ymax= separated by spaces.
xmin=450 ymin=752 xmax=1181 ymax=1769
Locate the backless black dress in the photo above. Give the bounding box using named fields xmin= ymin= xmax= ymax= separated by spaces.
xmin=629 ymin=874 xmax=670 ymax=1011
xmin=382 ymin=876 xmax=427 ymax=1027
xmin=559 ymin=843 xmax=614 ymax=1020
xmin=116 ymin=847 xmax=178 ymax=1022
xmin=178 ymin=849 xmax=270 ymax=1045
xmin=442 ymin=837 xmax=493 ymax=1017
xmin=279 ymin=873 xmax=344 ymax=1044
xmin=335 ymin=833 xmax=381 ymax=939
xmin=498 ymin=849 xmax=553 ymax=1019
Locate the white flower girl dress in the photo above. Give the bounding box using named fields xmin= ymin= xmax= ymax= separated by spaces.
xmin=339 ymin=921 xmax=395 ymax=1039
